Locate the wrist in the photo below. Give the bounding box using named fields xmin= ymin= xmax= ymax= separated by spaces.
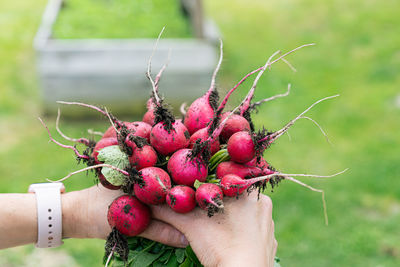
xmin=62 ymin=191 xmax=87 ymax=239
xmin=218 ymin=248 xmax=269 ymax=267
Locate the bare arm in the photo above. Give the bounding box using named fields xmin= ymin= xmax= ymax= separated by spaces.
xmin=0 ymin=186 xmax=188 ymax=250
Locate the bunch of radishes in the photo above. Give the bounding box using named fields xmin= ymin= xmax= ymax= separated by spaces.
xmin=40 ymin=38 xmax=346 ymax=265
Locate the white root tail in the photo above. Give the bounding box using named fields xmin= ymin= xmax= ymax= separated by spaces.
xmin=267 ymin=94 xmax=340 ymax=142
xmin=146 ymin=27 xmax=165 ymax=105
xmin=46 ymin=164 xmax=129 ymax=183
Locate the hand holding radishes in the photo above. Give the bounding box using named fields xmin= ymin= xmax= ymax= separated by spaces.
xmin=151 ymin=190 xmax=277 ymax=267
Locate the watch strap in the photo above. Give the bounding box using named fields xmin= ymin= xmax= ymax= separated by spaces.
xmin=29 ymin=183 xmax=64 ymax=248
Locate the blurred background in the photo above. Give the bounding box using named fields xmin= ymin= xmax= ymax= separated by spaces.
xmin=0 ymin=0 xmax=399 ymax=266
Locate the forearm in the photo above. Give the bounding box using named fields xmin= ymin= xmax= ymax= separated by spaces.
xmin=0 ymin=191 xmax=89 ymax=249
xmin=0 ymin=194 xmax=38 ymax=249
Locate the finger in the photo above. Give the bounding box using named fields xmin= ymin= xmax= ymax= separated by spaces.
xmin=150 ymin=204 xmax=194 ymax=230
xmin=273 ymin=239 xmax=278 ymax=256
xmin=139 ymin=219 xmax=189 ymax=248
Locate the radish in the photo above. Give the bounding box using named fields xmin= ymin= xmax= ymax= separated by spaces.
xmin=128 ymin=145 xmax=158 ymax=170
xmin=227 ymin=131 xmax=255 ymax=163
xmin=189 ymin=127 xmax=220 ymax=156
xmin=195 ymin=183 xmax=224 ymax=217
xmin=150 ymin=120 xmax=190 ymax=156
xmin=107 ymin=195 xmax=150 ymax=236
xmin=216 ymin=160 xmax=273 ymax=180
xmin=133 ymin=167 xmax=171 ymax=205
xmin=167 ymin=148 xmax=208 ymax=186
xmin=103 ymin=121 xmax=151 ymax=142
xmin=166 ymin=185 xmax=196 ymax=213
xmin=184 ymin=40 xmax=223 ymax=135
xmin=219 ymin=113 xmax=251 ymax=143
xmin=220 ymin=174 xmax=249 ymax=197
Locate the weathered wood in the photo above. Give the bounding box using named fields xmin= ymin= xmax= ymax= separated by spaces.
xmin=35 ymin=0 xmax=220 ymax=116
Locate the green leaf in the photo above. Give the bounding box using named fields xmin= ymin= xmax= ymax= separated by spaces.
xmin=131 ymin=251 xmax=163 ymax=267
xmin=175 ymin=248 xmax=185 ymax=263
xmin=193 ymin=180 xmax=205 ymax=189
xmin=165 ymin=254 xmax=179 ymax=267
xmin=184 ymin=246 xmax=202 ymax=266
xmin=98 ymin=145 xmax=130 ymax=186
xmin=158 ymin=250 xmax=173 ymax=263
xmin=179 ymin=258 xmax=194 ymax=267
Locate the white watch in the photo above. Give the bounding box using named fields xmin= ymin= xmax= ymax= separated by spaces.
xmin=28 ymin=182 xmax=65 ymax=248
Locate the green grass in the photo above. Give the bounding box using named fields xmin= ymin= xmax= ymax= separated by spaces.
xmin=53 ymin=0 xmax=192 ymax=39
xmin=1 ymin=0 xmax=400 ymax=266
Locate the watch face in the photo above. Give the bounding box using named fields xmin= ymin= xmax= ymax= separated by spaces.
xmin=28 ymin=183 xmax=65 ymax=193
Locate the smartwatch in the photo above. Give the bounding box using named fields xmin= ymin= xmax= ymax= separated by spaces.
xmin=28 ymin=182 xmax=65 ymax=248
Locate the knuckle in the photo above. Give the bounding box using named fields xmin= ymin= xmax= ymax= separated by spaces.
xmin=260 ymin=195 xmax=273 ymax=210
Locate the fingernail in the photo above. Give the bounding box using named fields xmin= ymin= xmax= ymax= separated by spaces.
xmin=181 ymin=234 xmax=189 ymax=247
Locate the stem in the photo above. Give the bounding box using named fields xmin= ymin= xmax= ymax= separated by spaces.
xmin=249 ymin=83 xmax=291 ymax=111
xmin=206 ymin=38 xmax=224 ymax=98
xmin=217 ymin=43 xmax=314 ymax=115
xmin=56 ymin=108 xmax=90 ymax=146
xmin=180 ymin=102 xmax=187 ymax=116
xmin=154 ymin=48 xmax=172 ymax=89
xmin=146 ymin=27 xmax=165 ymax=105
xmin=38 ymin=117 xmax=90 ymax=160
xmin=46 ymin=164 xmax=130 ymax=183
xmin=268 ymin=43 xmax=315 ymax=67
xmin=104 ymin=107 xmax=120 ymax=136
xmin=87 ymin=129 xmax=104 ymax=136
xmin=239 ymin=50 xmax=281 ymax=115
xmin=105 ymin=244 xmax=116 ymax=267
xmin=56 ymin=101 xmax=124 ymax=128
xmin=216 ymin=66 xmax=263 ymax=114
xmin=258 ymin=94 xmax=340 ymax=144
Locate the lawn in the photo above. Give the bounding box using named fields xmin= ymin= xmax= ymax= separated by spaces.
xmin=0 ymin=0 xmax=399 ymax=266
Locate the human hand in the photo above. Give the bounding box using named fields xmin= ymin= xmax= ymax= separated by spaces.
xmin=151 ymin=190 xmax=277 ymax=267
xmin=62 ymin=185 xmax=188 ymax=248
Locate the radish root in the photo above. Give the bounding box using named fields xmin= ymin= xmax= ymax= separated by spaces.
xmin=38 ymin=117 xmax=90 ymax=160
xmin=300 ymin=116 xmax=332 ymax=145
xmin=56 ymin=108 xmax=90 ymax=146
xmin=47 ymin=163 xmax=129 ymax=183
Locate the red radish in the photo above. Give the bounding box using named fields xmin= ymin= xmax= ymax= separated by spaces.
xmin=219 ymin=113 xmax=251 ymax=143
xmin=196 ymin=183 xmax=224 ymax=217
xmin=129 ymin=145 xmax=157 ymax=170
xmin=184 ymin=40 xmax=223 ymax=135
xmin=166 ymin=185 xmax=196 ymax=213
xmin=216 ymin=160 xmax=273 ymax=179
xmin=167 ymin=149 xmax=208 ymax=187
xmin=220 ymin=174 xmax=249 ymax=197
xmin=150 ymin=120 xmax=190 ymax=155
xmin=133 ymin=167 xmax=171 ymax=205
xmin=227 ymin=131 xmax=255 ymax=163
xmin=142 ymin=108 xmax=155 ymax=126
xmin=92 ymin=137 xmax=119 ymax=164
xmin=107 ymin=195 xmax=150 ymax=236
xmin=221 ymin=173 xmax=276 ymax=197
xmin=189 ymin=127 xmax=220 ymax=155
xmin=103 ymin=122 xmax=151 ymax=142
